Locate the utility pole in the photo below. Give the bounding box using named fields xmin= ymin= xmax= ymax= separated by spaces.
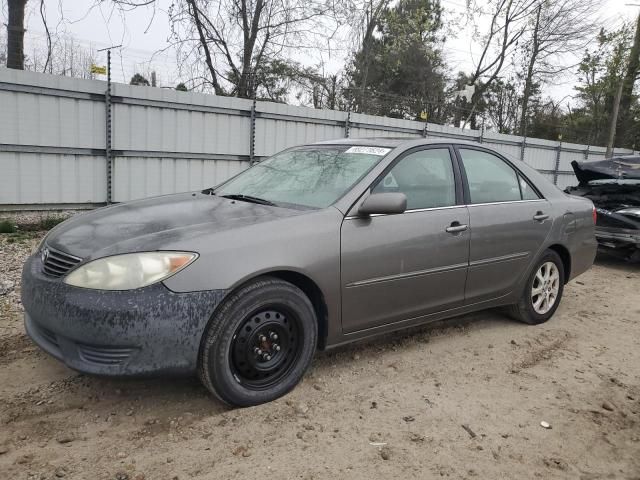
xmin=97 ymin=45 xmax=122 ymax=204
xmin=606 ymin=78 xmax=624 ymax=158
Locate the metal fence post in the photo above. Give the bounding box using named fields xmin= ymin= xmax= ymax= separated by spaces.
xmin=249 ymin=98 xmax=257 ymax=164
xmin=479 ymin=124 xmax=485 ymax=144
xmin=553 ymin=138 xmax=563 ymax=185
xmin=422 ymin=121 xmax=428 ymax=138
xmin=520 ymin=137 xmax=527 ymax=162
xmin=584 ymin=145 xmax=590 ymax=161
xmin=105 ymin=49 xmax=113 ymax=204
xmin=344 ymin=110 xmax=351 ymax=138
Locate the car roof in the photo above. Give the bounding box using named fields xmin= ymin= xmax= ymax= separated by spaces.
xmin=312 ymin=137 xmax=480 ymax=148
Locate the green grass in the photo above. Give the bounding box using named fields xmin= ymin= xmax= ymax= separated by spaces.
xmin=0 ymin=219 xmax=17 ymax=234
xmin=0 ymin=214 xmax=68 ymax=235
xmin=5 ymin=231 xmax=40 ymax=243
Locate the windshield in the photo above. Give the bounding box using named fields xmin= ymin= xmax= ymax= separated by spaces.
xmin=215 ymin=145 xmax=390 ymax=208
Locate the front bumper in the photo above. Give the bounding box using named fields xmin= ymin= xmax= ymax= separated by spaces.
xmin=21 ymin=254 xmax=226 ymax=376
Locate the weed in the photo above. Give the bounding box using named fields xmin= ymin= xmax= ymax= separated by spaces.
xmin=0 ymin=219 xmax=17 ymax=234
xmin=39 ymin=216 xmax=66 ymax=230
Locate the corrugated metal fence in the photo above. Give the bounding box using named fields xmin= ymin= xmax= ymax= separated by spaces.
xmin=0 ymin=68 xmax=637 ymax=209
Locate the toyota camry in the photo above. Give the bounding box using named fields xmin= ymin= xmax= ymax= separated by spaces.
xmin=22 ymin=138 xmax=597 ymax=406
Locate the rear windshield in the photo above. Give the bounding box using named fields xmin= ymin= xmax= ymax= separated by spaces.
xmin=215 ymin=145 xmax=390 ymax=208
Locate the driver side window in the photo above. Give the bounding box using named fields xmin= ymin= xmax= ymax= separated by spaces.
xmin=372 ymin=148 xmax=456 ymax=210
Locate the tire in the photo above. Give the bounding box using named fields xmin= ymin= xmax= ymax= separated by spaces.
xmin=198 ymin=276 xmax=317 ymax=407
xmin=508 ymin=249 xmax=565 ymax=325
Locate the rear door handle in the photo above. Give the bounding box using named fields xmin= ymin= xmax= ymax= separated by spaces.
xmin=446 ymin=222 xmax=468 ymax=234
xmin=533 ymin=212 xmax=549 ymax=222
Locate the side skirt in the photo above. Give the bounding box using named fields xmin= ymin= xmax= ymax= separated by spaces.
xmin=324 ymin=292 xmax=513 ymax=350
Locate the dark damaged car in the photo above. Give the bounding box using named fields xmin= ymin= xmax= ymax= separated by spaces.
xmin=565 ymin=155 xmax=640 ymax=261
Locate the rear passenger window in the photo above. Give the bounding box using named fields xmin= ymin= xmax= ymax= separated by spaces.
xmin=372 ymin=148 xmax=456 ymax=210
xmin=519 ymin=175 xmax=540 ymax=200
xmin=459 ymin=149 xmax=521 ymax=204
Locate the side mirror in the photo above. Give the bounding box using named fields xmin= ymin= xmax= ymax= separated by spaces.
xmin=358 ymin=192 xmax=407 ymax=216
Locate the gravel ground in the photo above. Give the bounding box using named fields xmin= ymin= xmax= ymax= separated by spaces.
xmin=0 ymin=211 xmax=77 ymax=228
xmin=0 ymin=230 xmax=639 ymax=480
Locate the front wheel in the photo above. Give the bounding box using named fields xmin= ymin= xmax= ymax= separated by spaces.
xmin=198 ymin=277 xmax=317 ymax=407
xmin=509 ymin=249 xmax=565 ymax=325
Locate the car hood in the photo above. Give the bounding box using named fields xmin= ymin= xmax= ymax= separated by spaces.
xmin=570 ymin=156 xmax=640 ymax=184
xmin=45 ymin=192 xmax=305 ymax=259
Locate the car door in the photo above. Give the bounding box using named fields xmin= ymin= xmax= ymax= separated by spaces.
xmin=341 ymin=146 xmax=470 ymax=334
xmin=456 ymin=146 xmax=552 ymax=303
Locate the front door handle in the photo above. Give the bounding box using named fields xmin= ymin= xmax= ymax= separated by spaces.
xmin=446 ymin=222 xmax=468 ymax=234
xmin=533 ymin=211 xmax=549 ymax=222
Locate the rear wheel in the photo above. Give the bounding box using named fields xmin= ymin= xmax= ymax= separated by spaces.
xmin=509 ymin=249 xmax=565 ymax=325
xmin=198 ymin=277 xmax=317 ymax=407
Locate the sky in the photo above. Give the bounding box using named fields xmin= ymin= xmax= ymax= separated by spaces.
xmin=4 ymin=0 xmax=638 ymax=105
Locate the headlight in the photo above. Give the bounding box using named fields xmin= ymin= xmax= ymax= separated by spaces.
xmin=64 ymin=251 xmax=198 ymax=290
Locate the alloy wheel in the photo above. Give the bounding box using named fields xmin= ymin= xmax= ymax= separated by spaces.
xmin=531 ymin=261 xmax=560 ymax=315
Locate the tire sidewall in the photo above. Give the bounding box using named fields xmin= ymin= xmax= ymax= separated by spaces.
xmin=200 ymin=279 xmax=317 ymax=407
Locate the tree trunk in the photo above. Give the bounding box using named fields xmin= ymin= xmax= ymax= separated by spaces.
xmin=519 ymin=4 xmax=541 ymax=136
xmin=615 ymin=13 xmax=640 ymax=148
xmin=185 ymin=0 xmax=225 ymax=96
xmin=7 ymin=0 xmax=27 ymax=69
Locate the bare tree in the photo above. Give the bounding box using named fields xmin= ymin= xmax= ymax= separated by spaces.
xmin=6 ymin=0 xmax=27 ymax=69
xmin=23 ymin=34 xmax=98 ymax=79
xmin=39 ymin=0 xmax=52 ymax=72
xmin=163 ymin=0 xmax=333 ymax=97
xmin=349 ymin=0 xmax=392 ymax=109
xmin=462 ymin=0 xmax=537 ymax=128
xmin=517 ymin=0 xmax=599 ymax=135
xmin=485 ymin=78 xmax=521 ymax=133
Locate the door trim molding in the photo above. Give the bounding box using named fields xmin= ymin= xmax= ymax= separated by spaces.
xmin=469 ymin=251 xmax=530 ymax=267
xmin=345 ymin=262 xmax=468 ymax=288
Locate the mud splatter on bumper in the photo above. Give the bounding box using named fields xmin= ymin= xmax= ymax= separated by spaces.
xmin=21 ymin=254 xmax=226 ymax=376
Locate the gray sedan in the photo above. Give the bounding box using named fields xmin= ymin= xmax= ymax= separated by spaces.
xmin=22 ymin=138 xmax=597 ymax=406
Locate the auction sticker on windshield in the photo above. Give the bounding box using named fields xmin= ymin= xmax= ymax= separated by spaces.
xmin=345 ymin=146 xmax=391 ymax=156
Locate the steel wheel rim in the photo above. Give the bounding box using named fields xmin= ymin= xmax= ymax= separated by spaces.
xmin=531 ymin=261 xmax=560 ymax=315
xmin=229 ymin=308 xmax=301 ymax=390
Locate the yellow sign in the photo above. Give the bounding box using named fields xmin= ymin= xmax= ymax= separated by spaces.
xmin=420 ymin=110 xmax=428 ymax=120
xmin=91 ymin=64 xmax=107 ymax=75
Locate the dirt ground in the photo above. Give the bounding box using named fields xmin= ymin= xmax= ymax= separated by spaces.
xmin=1 ymin=231 xmax=639 ymax=480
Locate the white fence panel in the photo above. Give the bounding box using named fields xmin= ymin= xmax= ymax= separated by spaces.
xmin=112 ymin=156 xmax=246 ymax=202
xmin=523 ymin=139 xmax=558 ymax=171
xmin=1 ymin=68 xmax=638 ymax=209
xmin=0 ymin=152 xmax=106 ymax=204
xmin=255 ymin=102 xmax=346 ymax=157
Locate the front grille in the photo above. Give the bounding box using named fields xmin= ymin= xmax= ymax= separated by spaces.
xmin=77 ymin=344 xmax=136 ymax=366
xmin=42 ymin=246 xmax=82 ymax=277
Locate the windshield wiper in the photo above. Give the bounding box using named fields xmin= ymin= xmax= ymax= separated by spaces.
xmin=220 ymin=194 xmax=276 ymax=206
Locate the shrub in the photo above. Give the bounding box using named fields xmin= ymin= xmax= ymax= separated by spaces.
xmin=39 ymin=216 xmax=66 ymax=230
xmin=0 ymin=219 xmax=17 ymax=234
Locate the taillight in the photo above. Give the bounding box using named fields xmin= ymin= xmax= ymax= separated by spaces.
xmin=592 ymin=205 xmax=597 ymax=225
